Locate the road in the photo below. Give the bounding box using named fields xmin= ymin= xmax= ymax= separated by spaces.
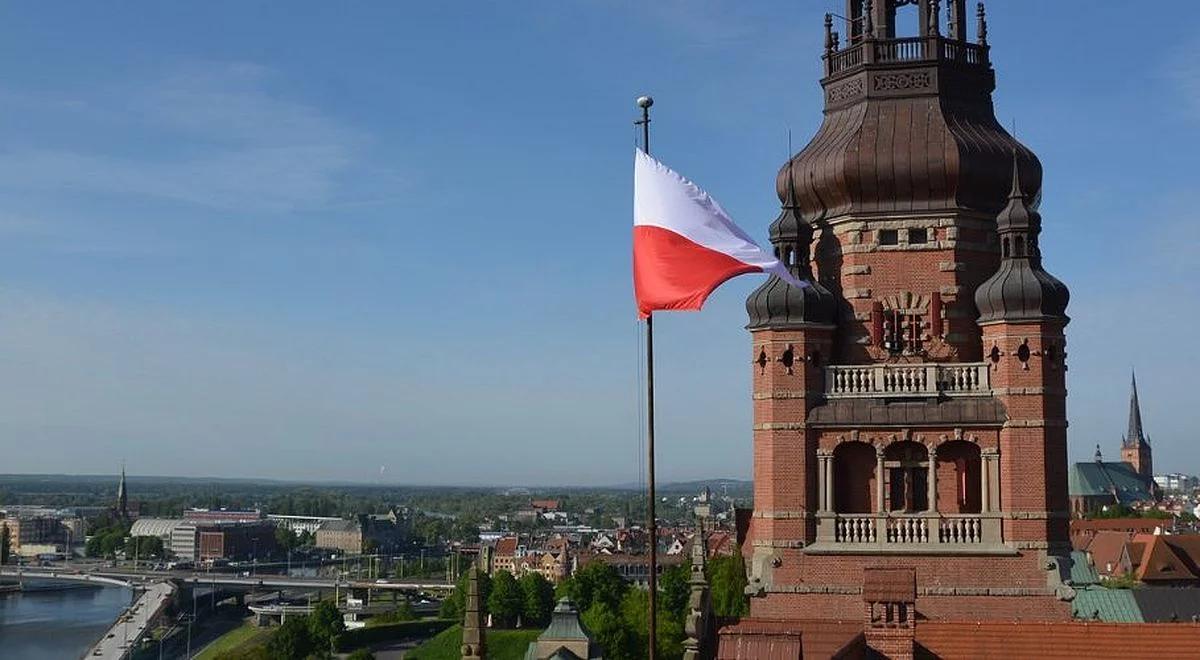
xmin=84 ymin=581 xmax=175 ymax=659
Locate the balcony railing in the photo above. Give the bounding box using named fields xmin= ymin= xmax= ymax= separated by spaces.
xmin=819 ymin=513 xmax=1001 ymax=550
xmin=825 ymin=363 xmax=990 ymax=399
xmin=825 ymin=36 xmax=989 ymax=77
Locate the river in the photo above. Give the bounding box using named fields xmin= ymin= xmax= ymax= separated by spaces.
xmin=0 ymin=584 xmax=131 ymax=659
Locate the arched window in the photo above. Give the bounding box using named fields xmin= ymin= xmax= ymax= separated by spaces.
xmin=936 ymin=441 xmax=982 ymax=514
xmin=833 ymin=441 xmax=877 ymax=514
xmin=883 ymin=441 xmax=928 ymax=513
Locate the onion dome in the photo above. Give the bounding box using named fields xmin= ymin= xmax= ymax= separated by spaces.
xmin=747 ymin=167 xmax=838 ymax=328
xmin=974 ymin=155 xmax=1069 ymax=324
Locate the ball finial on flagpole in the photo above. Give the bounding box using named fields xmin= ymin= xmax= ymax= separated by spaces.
xmin=636 ymin=95 xmax=654 ymax=109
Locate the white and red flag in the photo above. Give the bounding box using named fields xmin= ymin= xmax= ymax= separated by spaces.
xmin=633 ymin=149 xmax=803 ymax=318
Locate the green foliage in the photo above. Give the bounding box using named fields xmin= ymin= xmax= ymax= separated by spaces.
xmin=347 ymin=650 xmax=376 ymax=660
xmin=371 ymin=600 xmax=415 ymax=624
xmin=558 ymin=561 xmax=627 ymax=613
xmin=659 ymin=564 xmax=690 ymax=620
xmin=518 ymin=572 xmax=556 ymax=627
xmin=1100 ymin=574 xmax=1140 ymax=589
xmin=125 ymin=535 xmax=163 ymax=560
xmin=581 ymin=602 xmax=637 ymax=660
xmin=264 ymin=617 xmax=316 ymax=660
xmin=707 ymin=550 xmax=749 ymax=617
xmin=404 ymin=624 xmax=540 ymax=660
xmin=440 ymin=569 xmax=491 ymax=620
xmin=308 ymin=600 xmax=345 ymax=651
xmin=617 ymin=588 xmax=684 ymax=660
xmin=488 ymin=570 xmax=524 ymax=627
xmin=1090 ymin=505 xmax=1172 ymax=520
xmin=333 ymin=619 xmax=454 ymax=652
xmin=0 ymin=524 xmax=10 ymax=565
xmin=86 ymin=521 xmax=130 ymax=559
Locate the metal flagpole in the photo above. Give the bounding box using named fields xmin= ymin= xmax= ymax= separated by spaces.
xmin=634 ymin=93 xmax=657 ymax=660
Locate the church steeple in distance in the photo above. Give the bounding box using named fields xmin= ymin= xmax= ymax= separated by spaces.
xmin=1121 ymin=371 xmax=1153 ymax=478
xmin=116 ymin=463 xmax=129 ymax=520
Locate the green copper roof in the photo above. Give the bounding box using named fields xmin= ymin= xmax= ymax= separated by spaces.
xmin=1072 ymin=587 xmax=1143 ymax=623
xmin=1068 ymin=550 xmax=1100 ymax=586
xmin=1068 ymin=461 xmax=1154 ymax=505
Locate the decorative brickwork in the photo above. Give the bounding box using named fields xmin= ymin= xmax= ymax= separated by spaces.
xmin=741 ymin=1 xmax=1073 ymax=626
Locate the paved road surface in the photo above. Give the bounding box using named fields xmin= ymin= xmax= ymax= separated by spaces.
xmin=85 ymin=581 xmax=175 ymax=659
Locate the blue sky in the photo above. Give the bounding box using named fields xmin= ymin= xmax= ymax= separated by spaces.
xmin=0 ymin=2 xmax=1195 ymax=485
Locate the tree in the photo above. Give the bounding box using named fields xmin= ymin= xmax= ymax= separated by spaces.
xmin=559 ymin=561 xmax=627 ymax=613
xmin=707 ymin=551 xmax=749 ymax=617
xmin=347 ymin=650 xmax=376 ymax=660
xmin=659 ymin=564 xmax=690 ymax=621
xmin=619 ymin=588 xmax=684 ymax=660
xmin=308 ymin=600 xmax=345 ymax=651
xmin=488 ymin=570 xmax=524 ymax=627
xmin=440 ymin=569 xmax=491 ymax=620
xmin=274 ymin=525 xmax=299 ymax=553
xmin=265 ymin=616 xmax=315 ymax=660
xmin=581 ymin=602 xmax=637 ymax=660
xmin=519 ymin=572 xmax=556 ymax=627
xmin=125 ymin=536 xmax=163 ymax=560
xmin=0 ymin=524 xmax=10 ymax=565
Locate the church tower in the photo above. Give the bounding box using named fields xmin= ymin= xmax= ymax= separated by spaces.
xmin=743 ymin=1 xmax=1074 ymax=623
xmin=1121 ymin=372 xmax=1152 ymax=478
xmin=116 ymin=464 xmax=129 ymax=521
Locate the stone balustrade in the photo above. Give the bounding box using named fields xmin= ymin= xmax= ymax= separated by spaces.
xmin=825 ymin=363 xmax=990 ymax=399
xmin=819 ymin=513 xmax=1002 ymax=552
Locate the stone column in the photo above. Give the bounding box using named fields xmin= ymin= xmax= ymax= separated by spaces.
xmin=926 ymin=445 xmax=938 ymax=513
xmin=825 ymin=453 xmax=835 ymax=513
xmin=980 ymin=452 xmax=991 ymax=513
xmin=875 ymin=446 xmax=886 ymax=513
xmin=816 ymin=452 xmax=828 ymax=512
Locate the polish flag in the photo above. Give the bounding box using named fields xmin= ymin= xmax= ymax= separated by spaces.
xmin=633 ymin=149 xmax=804 ymax=318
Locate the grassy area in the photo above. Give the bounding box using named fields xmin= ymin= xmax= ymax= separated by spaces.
xmin=193 ymin=622 xmax=271 ymax=660
xmin=405 ymin=624 xmax=541 ymax=660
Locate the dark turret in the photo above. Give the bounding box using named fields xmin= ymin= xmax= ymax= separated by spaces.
xmin=974 ymin=156 xmax=1069 ymax=324
xmin=746 ymin=166 xmax=837 ymax=329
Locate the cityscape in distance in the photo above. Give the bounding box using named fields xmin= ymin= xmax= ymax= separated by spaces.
xmin=2 ymin=2 xmax=1200 ymax=660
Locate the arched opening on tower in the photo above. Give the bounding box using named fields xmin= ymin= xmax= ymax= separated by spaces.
xmin=884 ymin=441 xmax=929 ymax=513
xmin=936 ymin=440 xmax=982 ymax=514
xmin=833 ymin=441 xmax=877 ymax=514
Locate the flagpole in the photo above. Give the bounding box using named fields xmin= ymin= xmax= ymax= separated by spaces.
xmin=635 ymin=93 xmax=657 ymax=660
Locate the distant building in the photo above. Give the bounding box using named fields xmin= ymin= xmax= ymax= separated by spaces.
xmin=1154 ymin=473 xmax=1197 ymax=493
xmin=183 ymin=509 xmax=264 ymax=524
xmin=1 ymin=515 xmax=65 ymax=555
xmin=171 ymin=523 xmax=199 ymax=562
xmin=196 ymin=521 xmax=277 ymax=561
xmin=314 ymin=519 xmax=362 ymax=555
xmin=129 ymin=518 xmax=185 ymax=549
xmin=266 ymin=514 xmax=342 ymax=535
xmin=1068 ymin=377 xmax=1158 ymax=516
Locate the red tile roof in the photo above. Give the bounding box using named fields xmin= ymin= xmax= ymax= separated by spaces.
xmin=1085 ymin=530 xmax=1133 ymax=576
xmin=717 ymin=618 xmax=862 ymax=660
xmin=495 ymin=536 xmax=518 ymax=557
xmin=862 ymin=567 xmax=916 ymax=603
xmin=1130 ymin=533 xmax=1200 ymax=582
xmin=916 ymin=621 xmax=1200 ymax=659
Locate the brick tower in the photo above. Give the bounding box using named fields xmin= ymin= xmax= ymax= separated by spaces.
xmin=743 ymin=0 xmax=1074 ymax=622
xmin=1120 ymin=372 xmax=1152 ymax=478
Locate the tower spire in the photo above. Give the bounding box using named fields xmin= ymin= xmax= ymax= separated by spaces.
xmin=1126 ymin=370 xmax=1146 ymax=448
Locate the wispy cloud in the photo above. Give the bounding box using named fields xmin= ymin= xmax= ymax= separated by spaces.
xmin=0 ymin=62 xmax=363 ymax=213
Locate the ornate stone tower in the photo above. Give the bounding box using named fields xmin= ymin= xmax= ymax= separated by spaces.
xmin=1121 ymin=372 xmax=1152 ymax=478
xmin=743 ymin=0 xmax=1074 ymax=623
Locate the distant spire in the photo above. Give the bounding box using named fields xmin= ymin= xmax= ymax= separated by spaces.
xmin=116 ymin=462 xmax=128 ymax=519
xmin=1094 ymin=445 xmax=1103 ymax=463
xmin=1126 ymin=370 xmax=1147 ymax=448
